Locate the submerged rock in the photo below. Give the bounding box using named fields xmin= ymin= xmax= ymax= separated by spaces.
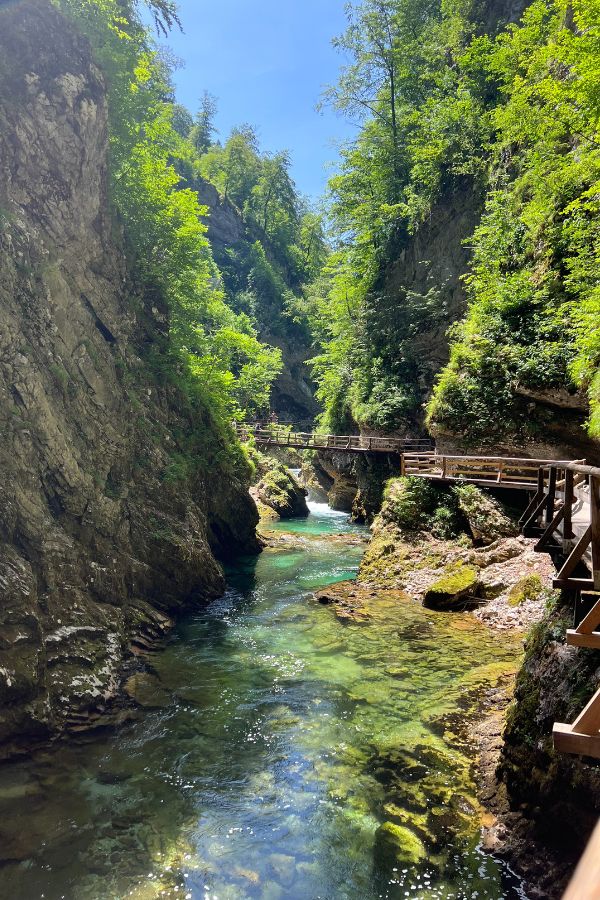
xmin=124 ymin=673 xmax=171 ymax=708
xmin=268 ymin=852 xmax=296 ymax=888
xmin=374 ymin=821 xmax=427 ymax=868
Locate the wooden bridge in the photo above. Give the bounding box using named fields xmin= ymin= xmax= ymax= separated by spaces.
xmin=238 ymin=425 xmax=600 ymax=761
xmin=235 ymin=424 xmax=433 ymax=454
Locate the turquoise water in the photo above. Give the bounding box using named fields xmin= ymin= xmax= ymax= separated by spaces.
xmin=0 ymin=503 xmax=526 ymax=899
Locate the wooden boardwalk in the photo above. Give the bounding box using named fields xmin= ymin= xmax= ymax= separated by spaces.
xmin=235 ymin=424 xmax=433 ymax=454
xmin=237 ymin=424 xmax=600 ymax=761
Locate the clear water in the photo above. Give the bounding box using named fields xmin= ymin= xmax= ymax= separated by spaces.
xmin=0 ymin=503 xmax=526 ymax=900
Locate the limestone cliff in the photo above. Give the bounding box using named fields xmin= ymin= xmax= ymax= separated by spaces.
xmin=0 ymin=0 xmax=258 ymax=755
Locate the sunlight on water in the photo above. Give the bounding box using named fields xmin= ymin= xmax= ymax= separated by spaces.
xmin=0 ymin=506 xmax=527 ymax=900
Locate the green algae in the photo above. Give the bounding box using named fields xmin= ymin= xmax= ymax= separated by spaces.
xmin=375 ymin=821 xmax=428 ymax=867
xmin=508 ymin=574 xmax=543 ymax=607
xmin=0 ymin=503 xmax=525 ymax=900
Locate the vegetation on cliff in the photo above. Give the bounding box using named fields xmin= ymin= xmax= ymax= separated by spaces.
xmin=57 ymin=0 xmax=283 ymax=439
xmin=308 ymin=0 xmax=599 ymax=445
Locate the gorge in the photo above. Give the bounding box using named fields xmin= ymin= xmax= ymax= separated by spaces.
xmin=0 ymin=0 xmax=599 ymax=898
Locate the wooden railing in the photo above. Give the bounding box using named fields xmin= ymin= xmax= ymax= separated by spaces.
xmin=509 ymin=459 xmax=600 ymax=760
xmin=235 ymin=424 xmax=434 ymax=454
xmin=401 ymin=452 xmax=572 ymax=489
xmin=563 ymin=820 xmax=600 ymax=899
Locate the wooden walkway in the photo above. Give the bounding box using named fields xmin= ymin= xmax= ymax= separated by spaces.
xmin=235 ymin=424 xmax=433 ymax=454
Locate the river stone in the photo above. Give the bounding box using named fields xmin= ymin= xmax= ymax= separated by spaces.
xmin=374 ymin=821 xmax=427 ymax=868
xmin=268 ymin=852 xmax=296 ymax=887
xmin=124 ymin=673 xmax=171 ymax=708
xmin=423 ymin=566 xmax=483 ymax=610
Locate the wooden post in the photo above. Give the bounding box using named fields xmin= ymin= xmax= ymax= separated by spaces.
xmin=564 ymin=468 xmax=574 ymax=545
xmin=400 ymin=454 xmax=405 ymax=477
xmin=591 ymin=475 xmax=600 ymax=591
xmin=546 ymin=466 xmax=557 ymax=526
xmin=573 ymin=686 xmax=600 ymax=735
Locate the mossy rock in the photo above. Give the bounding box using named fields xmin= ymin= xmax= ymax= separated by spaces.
xmin=423 ymin=565 xmax=483 ymax=610
xmin=373 ymin=821 xmax=427 ymax=869
xmin=254 ymin=457 xmax=309 ymax=519
xmin=453 ymin=483 xmax=517 ymax=545
xmin=508 ymin=574 xmax=543 ymax=607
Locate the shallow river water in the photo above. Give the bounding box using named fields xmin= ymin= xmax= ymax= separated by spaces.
xmin=0 ymin=503 xmax=527 ymax=900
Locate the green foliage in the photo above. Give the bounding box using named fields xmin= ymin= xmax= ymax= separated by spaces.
xmin=56 ymin=0 xmax=282 ymax=435
xmin=380 ymin=476 xmax=463 ymax=537
xmin=312 ymin=0 xmax=491 ymax=432
xmin=313 ymin=0 xmax=600 ymax=441
xmin=429 ymin=0 xmax=600 ymax=440
xmin=196 ymin=126 xmax=328 ymax=349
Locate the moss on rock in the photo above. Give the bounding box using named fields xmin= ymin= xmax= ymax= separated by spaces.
xmin=453 ymin=483 xmax=518 ymax=545
xmin=424 ymin=565 xmax=483 ymax=610
xmin=507 ymin=574 xmax=543 ymax=607
xmin=373 ymin=821 xmax=427 ymax=869
xmin=250 ymin=449 xmax=309 ymax=520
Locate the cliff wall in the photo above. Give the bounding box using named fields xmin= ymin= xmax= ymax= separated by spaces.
xmin=0 ymin=0 xmax=258 ymax=755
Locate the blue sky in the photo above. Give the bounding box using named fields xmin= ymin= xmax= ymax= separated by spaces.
xmin=150 ymin=0 xmax=357 ymax=200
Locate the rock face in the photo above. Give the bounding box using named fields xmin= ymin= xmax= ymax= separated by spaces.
xmin=375 ymin=181 xmax=483 ymax=422
xmin=0 ymin=0 xmax=258 ymax=755
xmin=492 ymin=599 xmax=600 ymax=898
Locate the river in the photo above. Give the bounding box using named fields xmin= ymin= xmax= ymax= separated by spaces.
xmin=0 ymin=502 xmax=527 ymax=899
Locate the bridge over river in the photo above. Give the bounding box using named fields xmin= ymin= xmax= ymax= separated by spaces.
xmin=237 ymin=424 xmax=600 ymax=760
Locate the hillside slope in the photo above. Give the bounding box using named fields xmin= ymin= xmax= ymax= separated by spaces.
xmin=196 ymin=178 xmax=319 ymax=424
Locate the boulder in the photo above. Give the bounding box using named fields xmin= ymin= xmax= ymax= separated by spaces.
xmin=423 ymin=565 xmax=483 ymax=610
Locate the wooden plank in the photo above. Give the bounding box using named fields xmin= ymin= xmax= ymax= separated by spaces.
xmin=564 ymin=468 xmax=575 ymax=542
xmin=574 ymin=599 xmax=600 ymax=635
xmin=523 ymin=494 xmax=552 ymax=533
xmin=553 ymin=722 xmax=600 ymax=758
xmin=553 ymin=578 xmax=595 ymax=590
xmin=520 ymin=470 xmax=546 ymax=526
xmin=573 ymin=686 xmax=600 ymax=735
xmin=545 ymin=466 xmax=557 ymax=525
xmin=563 ymin=820 xmax=600 ymax=900
xmin=535 ymin=503 xmax=566 ymax=552
xmin=566 ymin=630 xmax=600 ymax=649
xmin=556 ymin=525 xmax=593 ymax=581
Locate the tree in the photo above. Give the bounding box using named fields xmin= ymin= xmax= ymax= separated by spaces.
xmin=171 ymin=103 xmax=193 ymax=138
xmin=199 ymin=126 xmax=262 ymax=206
xmin=323 ymin=0 xmax=437 ymax=198
xmin=189 ymin=91 xmax=218 ymax=155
